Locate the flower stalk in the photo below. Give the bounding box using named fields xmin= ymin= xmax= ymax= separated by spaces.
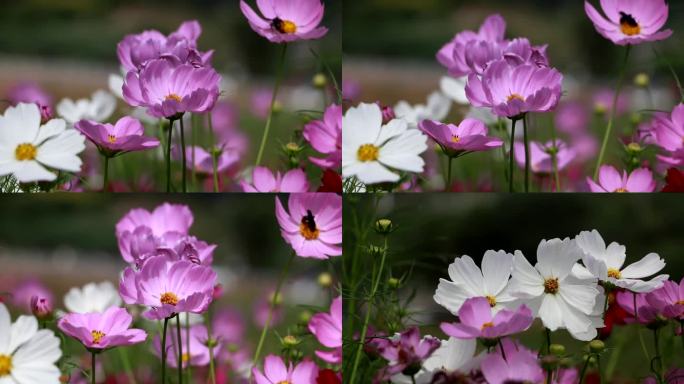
xmin=255 ymin=43 xmax=288 ymax=167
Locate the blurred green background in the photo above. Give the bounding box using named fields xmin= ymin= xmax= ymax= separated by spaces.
xmin=343 ymin=194 xmax=684 ymax=380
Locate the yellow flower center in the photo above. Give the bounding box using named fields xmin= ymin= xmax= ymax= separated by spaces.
xmin=481 ymin=321 xmax=495 ymax=330
xmin=107 ymin=134 xmax=117 ymax=144
xmin=160 ymin=292 xmax=179 ymax=306
xmin=299 ymin=210 xmax=319 ymax=240
xmin=15 ymin=143 xmax=37 ymax=161
xmin=272 ymin=18 xmax=297 ymax=34
xmin=676 ymin=300 xmax=684 ymax=305
xmin=165 ymin=94 xmax=183 ymax=103
xmin=0 ymin=354 xmax=12 ymax=377
xmin=614 ymin=188 xmax=628 ymax=193
xmin=451 ymin=135 xmax=461 ymax=143
xmin=620 ymin=12 xmax=641 ymax=36
xmin=486 ymin=295 xmax=497 ymax=307
xmin=544 ymin=278 xmax=559 ymax=294
xmin=507 ymin=93 xmax=525 ymax=102
xmin=357 ymin=144 xmax=379 ymax=162
xmin=276 ymin=381 xmax=291 ymax=384
xmin=607 ymin=268 xmax=622 ymax=279
xmin=91 ymin=330 xmax=105 ymax=345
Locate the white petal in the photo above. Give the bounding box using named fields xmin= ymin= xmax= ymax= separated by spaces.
xmin=572 ymin=263 xmax=600 ymax=281
xmin=509 ymin=251 xmax=544 ymax=298
xmin=574 ymin=229 xmax=606 ymax=260
xmin=11 ymin=362 xmax=61 ymax=384
xmin=0 ymin=103 xmax=41 ymax=145
xmin=342 ymin=103 xmax=382 ymax=147
xmin=620 ymin=253 xmax=666 ymax=279
xmin=536 ymin=238 xmax=582 ymax=280
xmin=481 ymin=250 xmax=514 ymax=296
xmin=378 ymin=130 xmax=427 ymax=173
xmin=0 ymin=304 xmax=10 ymax=354
xmin=422 ymin=337 xmax=476 ymax=374
xmin=440 ymin=76 xmax=469 ymax=105
xmin=35 ymin=119 xmax=67 ymax=145
xmin=426 ymin=91 xmax=451 ymax=121
xmin=434 ymin=279 xmax=471 ymax=315
xmin=36 ymin=130 xmax=85 ymax=172
xmin=559 ymin=283 xmax=599 ymax=315
xmin=557 ymin=298 xmax=596 ymax=341
xmin=346 ymin=161 xmax=399 ymax=185
xmin=56 ymin=99 xmax=80 ymax=124
xmin=616 ymin=275 xmax=668 ymax=293
xmin=604 ymin=242 xmax=626 ymax=269
xmin=12 ymin=160 xmax=56 ymax=182
xmin=376 ymin=118 xmax=408 ymax=145
xmin=12 ymin=329 xmax=61 ymax=365
xmin=8 ymin=316 xmax=38 ymax=354
xmin=89 ymin=90 xmax=117 ymax=122
xmin=109 ymin=74 xmax=125 ymax=99
xmin=538 ymin=294 xmax=563 ymax=331
xmin=447 ymin=256 xmax=485 ymax=296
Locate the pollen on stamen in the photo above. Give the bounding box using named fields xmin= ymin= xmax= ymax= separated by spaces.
xmin=614 ymin=188 xmax=628 ymax=193
xmin=544 ymin=277 xmax=559 ymax=294
xmin=91 ymin=330 xmax=105 ymax=344
xmin=107 ymin=134 xmax=117 ymax=144
xmin=481 ymin=321 xmax=494 ymax=330
xmin=15 ymin=143 xmax=37 ymax=161
xmin=272 ymin=17 xmax=297 ymax=34
xmin=451 ymin=135 xmax=461 ymax=143
xmin=357 ymin=144 xmax=379 ymax=162
xmin=619 ymin=12 xmax=641 ymax=36
xmin=165 ymin=94 xmax=183 ymax=103
xmin=607 ymin=268 xmax=622 ymax=279
xmin=486 ymin=295 xmax=497 ymax=307
xmin=507 ymin=93 xmax=525 ymax=102
xmin=160 ymin=292 xmax=179 ymax=306
xmin=0 ymin=354 xmax=12 ymax=377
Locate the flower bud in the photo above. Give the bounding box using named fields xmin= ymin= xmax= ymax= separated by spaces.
xmin=589 ymin=339 xmax=605 ymax=353
xmin=269 ymin=291 xmax=283 ymax=306
xmin=313 ymin=73 xmax=327 ymax=89
xmin=594 ymin=102 xmax=607 ymax=116
xmin=282 ymin=335 xmax=300 ymax=347
xmin=374 ymin=218 xmax=393 ymax=235
xmin=39 ymin=105 xmax=54 ymax=124
xmin=634 ymin=73 xmax=650 ymax=88
xmin=318 ymin=272 xmax=333 ymax=288
xmin=626 ymin=142 xmax=643 ymax=155
xmin=387 ymin=277 xmax=401 ymax=289
xmin=550 ymin=343 xmax=566 ymax=357
xmin=367 ymin=245 xmax=384 ymax=257
xmin=212 ymin=284 xmax=224 ymax=300
xmin=206 ymin=338 xmax=219 ymax=348
xmin=272 ymin=100 xmax=283 ymax=114
xmin=283 ymin=142 xmax=304 ymax=155
xmin=299 ymin=310 xmax=312 ymax=324
xmin=30 ymin=295 xmax=52 ymax=320
xmin=379 ymin=104 xmax=396 ymax=125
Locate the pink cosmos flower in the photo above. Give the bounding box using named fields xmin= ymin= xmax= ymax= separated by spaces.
xmin=440 ymin=297 xmax=533 ymax=340
xmin=645 ymin=278 xmax=684 ymax=319
xmin=587 ymin=165 xmax=656 ymax=192
xmin=184 ymin=146 xmax=240 ymax=175
xmin=253 ymin=355 xmax=318 ymax=384
xmin=58 ymin=307 xmax=147 ymax=350
xmin=555 ymin=101 xmax=589 ymax=135
xmin=308 ymin=296 xmax=342 ymax=364
xmin=377 ymin=327 xmax=440 ymax=379
xmin=75 ymin=117 xmax=159 ymax=156
xmin=437 ymin=14 xmax=507 ymax=77
xmin=123 ymin=59 xmax=221 ymax=119
xmin=7 ymin=82 xmax=53 ymax=111
xmin=275 ymin=193 xmax=342 ymax=259
xmin=30 ymin=295 xmax=52 ymax=319
xmin=241 ymin=167 xmax=309 ymax=193
xmin=585 ymin=0 xmax=672 ymax=46
xmin=117 ymin=20 xmax=214 ymax=72
xmin=153 ymin=324 xmax=218 ymax=368
xmin=514 ymin=140 xmax=576 ymax=174
xmin=119 ymin=255 xmax=216 ymax=320
xmin=616 ymin=290 xmax=659 ymax=324
xmin=466 ymin=59 xmax=563 ymax=118
xmin=240 ymin=0 xmax=328 ymax=43
xmin=11 ymin=279 xmax=53 ymax=313
xmin=213 ymin=308 xmax=245 ymax=346
xmin=303 ymin=104 xmax=342 ymax=169
xmin=652 ymin=103 xmax=684 ymax=167
xmin=480 ymin=339 xmax=544 ymax=384
xmin=418 ymin=118 xmax=503 ymax=157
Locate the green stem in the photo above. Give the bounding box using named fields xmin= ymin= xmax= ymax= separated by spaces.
xmin=446 ymin=156 xmax=454 ymax=191
xmin=191 ymin=114 xmax=197 ymax=189
xmin=102 ymin=156 xmax=109 ymax=192
xmin=206 ymin=302 xmax=217 ymax=384
xmin=653 ymin=329 xmax=663 ymax=383
xmin=212 ymin=151 xmax=219 ymax=193
xmin=176 ymin=315 xmax=183 ymax=384
xmin=161 ymin=317 xmax=169 ymax=384
xmin=252 ymin=252 xmax=296 ymax=368
xmin=545 ymin=328 xmax=552 ymax=383
xmin=578 ymin=353 xmax=593 ymax=384
xmin=255 ymin=43 xmax=288 ymax=167
xmin=166 ymin=120 xmax=174 ymax=193
xmin=523 ymin=115 xmax=530 ymax=193
xmin=550 ymin=120 xmax=561 ymax=192
xmin=185 ymin=315 xmax=192 ymax=383
xmin=498 ymin=338 xmax=507 ymax=361
xmin=509 ymin=118 xmax=518 ymax=193
xmin=349 ymin=236 xmax=389 ymax=384
xmin=594 ymin=45 xmax=631 ymax=180
xmin=118 ymin=348 xmax=137 ymax=384
xmin=91 ymin=351 xmax=96 ymax=384
xmin=179 ymin=117 xmax=187 ymax=193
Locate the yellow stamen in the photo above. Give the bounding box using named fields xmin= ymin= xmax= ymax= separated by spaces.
xmin=276 ymin=381 xmax=292 ymax=384
xmin=544 ymin=278 xmax=559 ymax=294
xmin=107 ymin=134 xmax=117 ymax=143
xmin=507 ymin=94 xmax=525 ymax=102
xmin=481 ymin=321 xmax=495 ymax=330
xmin=357 ymin=144 xmax=379 ymax=162
xmin=91 ymin=330 xmax=105 ymax=345
xmin=165 ymin=94 xmax=183 ymax=103
xmin=486 ymin=295 xmax=497 ymax=307
xmin=451 ymin=135 xmax=461 ymax=143
xmin=160 ymin=292 xmax=179 ymax=306
xmin=299 ymin=222 xmax=320 ymax=240
xmin=0 ymin=354 xmax=12 ymax=377
xmin=620 ymin=13 xmax=641 ymax=36
xmin=614 ymin=188 xmax=628 ymax=193
xmin=676 ymin=300 xmax=684 ymax=305
xmin=607 ymin=268 xmax=622 ymax=279
xmin=15 ymin=143 xmax=37 ymax=161
xmin=273 ymin=18 xmax=297 ymax=34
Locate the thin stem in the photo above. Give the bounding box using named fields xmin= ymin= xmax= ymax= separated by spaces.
xmin=91 ymin=351 xmax=96 ymax=384
xmin=350 ymin=237 xmax=389 ymax=384
xmin=191 ymin=114 xmax=197 ymax=189
xmin=509 ymin=118 xmax=518 ymax=193
xmin=446 ymin=156 xmax=454 ymax=191
xmin=602 ymin=292 xmax=610 ymax=319
xmin=594 ymin=45 xmax=631 ymax=180
xmin=653 ymin=328 xmax=663 ymax=383
xmin=206 ymin=302 xmax=217 ymax=384
xmin=185 ymin=314 xmax=192 ymax=383
xmin=212 ymin=151 xmax=219 ymax=193
xmin=545 ymin=328 xmax=552 ymax=384
xmin=411 ymin=375 xmax=417 ymax=384
xmin=681 ymin=320 xmax=684 ymax=356
xmin=118 ymin=348 xmax=137 ymax=384
xmin=176 ymin=314 xmax=183 ymax=384
xmin=523 ymin=115 xmax=530 ymax=193
xmin=102 ymin=156 xmax=109 ymax=192
xmin=255 ymin=43 xmax=288 ymax=166
xmin=550 ymin=120 xmax=561 ymax=192
xmin=634 ymin=292 xmax=651 ymax=363
xmin=166 ymin=120 xmax=174 ymax=193
xmin=498 ymin=338 xmax=507 ymax=361
xmin=252 ymin=252 xmax=296 ymax=367
xmin=578 ymin=353 xmax=593 ymax=384
xmin=161 ymin=317 xmax=170 ymax=384
xmin=179 ymin=117 xmax=187 ymax=193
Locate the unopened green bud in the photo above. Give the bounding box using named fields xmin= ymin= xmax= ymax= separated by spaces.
xmin=550 ymin=344 xmax=566 ymax=357
xmin=634 ymin=73 xmax=650 ymax=88
xmin=272 ymin=101 xmax=283 ymax=113
xmin=313 ymin=73 xmax=327 ymax=88
xmin=282 ymin=335 xmax=299 ymax=347
xmin=269 ymin=292 xmax=283 ymax=306
xmin=589 ymin=339 xmax=605 ymax=353
xmin=367 ymin=244 xmax=384 ymax=257
xmin=387 ymin=277 xmax=401 ymax=289
xmin=284 ymin=142 xmax=303 ymax=155
xmin=375 ymin=218 xmax=393 ymax=234
xmin=299 ymin=310 xmax=312 ymax=324
xmin=318 ymin=272 xmax=333 ymax=288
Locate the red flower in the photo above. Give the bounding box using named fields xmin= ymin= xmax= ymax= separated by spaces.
xmin=662 ymin=168 xmax=684 ymax=192
xmin=317 ymin=369 xmax=341 ymax=384
xmin=318 ymin=169 xmax=342 ymax=193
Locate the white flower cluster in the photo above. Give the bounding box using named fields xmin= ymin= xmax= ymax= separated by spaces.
xmin=434 ymin=229 xmax=667 ymax=341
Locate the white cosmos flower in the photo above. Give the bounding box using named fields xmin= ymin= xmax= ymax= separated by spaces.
xmin=394 ymin=91 xmax=451 ymax=128
xmin=434 ymin=250 xmax=516 ymax=315
xmin=575 ymin=229 xmax=668 ymax=293
xmin=0 ymin=103 xmax=85 ymax=183
xmin=509 ymin=238 xmax=602 ymax=341
xmin=63 ymin=281 xmax=122 ymax=314
xmin=393 ymin=337 xmax=477 ymax=384
xmin=342 ymin=103 xmax=427 ymax=184
xmin=0 ymin=303 xmax=62 ymax=383
xmin=57 ymin=90 xmax=116 ymax=124
xmin=440 ymin=76 xmax=469 ymax=105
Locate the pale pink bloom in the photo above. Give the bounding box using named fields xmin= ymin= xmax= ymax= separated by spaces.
xmin=58 ymin=307 xmax=147 ymax=350
xmin=253 ymin=355 xmax=318 ymax=384
xmin=308 ymin=296 xmax=342 ymax=364
xmin=11 ymin=279 xmax=53 ymax=313
xmin=587 ymin=165 xmax=656 ymax=192
xmin=184 ymin=146 xmax=240 ymax=175
xmin=440 ymin=297 xmax=533 ymax=340
xmin=419 ymin=118 xmax=503 ymax=157
xmin=240 ymin=0 xmax=328 ymax=43
xmin=303 ymin=104 xmax=342 ymax=169
xmin=275 ymin=193 xmax=342 ymax=259
xmin=75 ymin=116 xmax=159 ymax=156
xmin=481 ymin=339 xmax=544 ymax=384
xmin=585 ymin=0 xmax=672 ymax=46
xmin=652 ymin=103 xmax=684 ymax=167
xmin=241 ymin=167 xmax=309 ymax=193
